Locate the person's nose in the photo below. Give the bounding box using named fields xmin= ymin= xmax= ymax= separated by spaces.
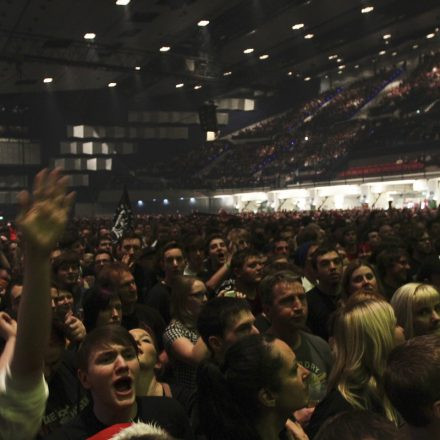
xmin=299 ymin=364 xmax=310 ymax=381
xmin=111 ymin=307 xmax=120 ymax=321
xmin=114 ymin=354 xmax=129 ymax=371
xmin=432 ymin=310 xmax=440 ymax=323
xmin=250 ymin=325 xmax=259 ymax=335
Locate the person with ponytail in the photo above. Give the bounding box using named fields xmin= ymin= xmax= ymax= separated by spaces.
xmin=196 ymin=333 xmax=310 ymax=440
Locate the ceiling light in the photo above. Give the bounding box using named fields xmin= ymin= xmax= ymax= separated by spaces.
xmin=304 ymin=33 xmax=314 ymax=39
xmin=336 ymin=58 xmax=342 ymax=63
xmin=426 ymin=33 xmax=435 ymax=39
xmin=354 ymin=64 xmax=360 ymax=69
xmin=135 ymin=66 xmax=141 ymax=70
xmin=43 ymin=77 xmax=53 ymax=83
xmin=223 ymin=71 xmax=232 ymax=76
xmin=392 ymin=51 xmax=397 ymax=56
xmin=338 ymin=70 xmax=343 ymax=75
xmin=108 ymin=82 xmax=117 ymax=87
xmin=198 ymin=20 xmax=209 ymax=27
xmin=412 ymin=44 xmax=419 ymax=49
xmin=175 ymin=83 xmax=184 ymax=88
xmin=259 ymin=54 xmax=269 ymax=60
xmin=304 ymin=76 xmax=311 ymax=81
xmin=84 ymin=33 xmax=96 ymax=40
xmin=288 ymin=71 xmax=293 ymax=76
xmin=292 ymin=23 xmax=304 ymax=30
xmin=338 ymin=65 xmax=346 ymax=69
xmin=379 ymin=50 xmax=386 ymax=55
xmin=194 ymin=85 xmax=202 ymax=90
xmin=432 ymin=67 xmax=438 ymax=73
xmin=328 ymin=54 xmax=338 ymax=60
xmin=243 ymin=48 xmax=254 ymax=54
xmin=383 ymin=34 xmax=391 ymax=40
xmin=159 ymin=46 xmax=171 ymax=52
xmin=361 ymin=6 xmax=374 ymax=14
xmin=116 ymin=0 xmax=130 ymax=5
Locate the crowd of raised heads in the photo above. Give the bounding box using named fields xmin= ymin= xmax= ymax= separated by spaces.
xmin=0 ymin=181 xmax=440 ymax=440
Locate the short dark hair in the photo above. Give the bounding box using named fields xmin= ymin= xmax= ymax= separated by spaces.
xmin=77 ymin=325 xmax=137 ymax=372
xmin=384 ymin=334 xmax=440 ymax=427
xmin=259 ymin=271 xmax=302 ymax=306
xmin=314 ymin=410 xmax=399 ymax=440
xmin=376 ymin=247 xmax=408 ymax=277
xmin=82 ymin=286 xmax=120 ymax=332
xmin=311 ymin=245 xmax=339 ymax=270
xmin=230 ymin=248 xmax=260 ymax=273
xmin=119 ymin=233 xmax=142 ymax=246
xmin=197 ymin=297 xmax=251 ymax=348
xmin=52 ymin=251 xmax=80 ymax=274
xmin=159 ymin=241 xmax=184 ymax=261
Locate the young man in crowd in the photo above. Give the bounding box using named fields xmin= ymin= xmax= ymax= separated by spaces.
xmin=44 ymin=325 xmax=193 ymax=439
xmin=384 ymin=334 xmax=440 ymax=440
xmin=204 ymin=234 xmax=231 ymax=292
xmin=0 ymin=168 xmax=74 ymax=440
xmin=260 ymin=271 xmax=332 ymax=405
xmin=307 ymin=245 xmax=343 ymax=341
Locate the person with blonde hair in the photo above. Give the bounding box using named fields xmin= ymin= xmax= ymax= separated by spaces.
xmin=306 ymin=295 xmax=404 ymax=438
xmin=390 ymin=282 xmax=440 ymax=339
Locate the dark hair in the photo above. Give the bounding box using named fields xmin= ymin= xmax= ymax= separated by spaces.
xmin=184 ymin=236 xmax=205 ymax=254
xmin=206 ymin=233 xmax=226 ymax=253
xmin=384 ymin=334 xmax=440 ymax=427
xmin=82 ymin=286 xmax=121 ymax=332
xmin=96 ymin=261 xmax=131 ymax=292
xmin=376 ymin=247 xmax=408 ymax=277
xmin=77 ymin=325 xmax=137 ymax=372
xmin=58 ymin=229 xmax=82 ymax=250
xmin=52 ymin=251 xmax=80 ymax=275
xmin=120 ymin=233 xmax=142 ymax=246
xmin=311 ymin=245 xmax=339 ymax=270
xmin=197 ymin=334 xmax=283 ymax=440
xmin=159 ymin=241 xmax=184 ymax=261
xmin=259 ymin=271 xmax=302 ymax=306
xmin=230 ymin=248 xmax=260 ymax=273
xmin=314 ymin=410 xmax=399 ymax=440
xmin=197 ymin=297 xmax=251 ymax=348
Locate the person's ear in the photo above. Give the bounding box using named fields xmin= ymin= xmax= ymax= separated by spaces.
xmin=77 ymin=369 xmax=91 ymax=390
xmin=208 ymin=335 xmax=223 ymax=354
xmin=258 ymin=387 xmax=276 ymax=408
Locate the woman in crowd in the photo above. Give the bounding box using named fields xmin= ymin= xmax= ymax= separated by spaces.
xmin=390 ymin=282 xmax=440 ymax=338
xmin=162 ymin=276 xmax=209 ymax=391
xmin=341 ymin=260 xmax=383 ymax=302
xmin=306 ymin=295 xmax=404 ymax=438
xmin=197 ymin=333 xmax=310 ymax=440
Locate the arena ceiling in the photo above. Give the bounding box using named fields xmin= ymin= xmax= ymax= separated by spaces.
xmin=0 ymin=0 xmax=438 ymax=100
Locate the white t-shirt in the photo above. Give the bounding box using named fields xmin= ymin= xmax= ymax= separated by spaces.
xmin=0 ymin=363 xmax=48 ymax=440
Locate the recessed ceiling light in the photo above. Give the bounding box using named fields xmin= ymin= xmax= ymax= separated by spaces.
xmin=383 ymin=34 xmax=391 ymax=40
xmin=379 ymin=50 xmax=386 ymax=55
xmin=412 ymin=44 xmax=419 ymax=49
xmin=304 ymin=33 xmax=314 ymax=39
xmin=223 ymin=71 xmax=232 ymax=76
xmin=194 ymin=85 xmax=202 ymax=90
xmin=198 ymin=20 xmax=210 ymax=27
xmin=288 ymin=71 xmax=293 ymax=76
xmin=328 ymin=54 xmax=338 ymax=60
xmin=175 ymin=83 xmax=184 ymax=88
xmin=135 ymin=66 xmax=141 ymax=70
xmin=338 ymin=70 xmax=343 ymax=75
xmin=108 ymin=82 xmax=117 ymax=87
xmin=336 ymin=58 xmax=342 ymax=63
xmin=116 ymin=0 xmax=130 ymax=5
xmin=43 ymin=77 xmax=53 ymax=83
xmin=338 ymin=65 xmax=346 ymax=69
xmin=259 ymin=54 xmax=269 ymax=60
xmin=361 ymin=6 xmax=374 ymax=14
xmin=304 ymin=76 xmax=311 ymax=81
xmin=354 ymin=64 xmax=360 ymax=69
xmin=292 ymin=23 xmax=304 ymax=30
xmin=159 ymin=46 xmax=171 ymax=52
xmin=84 ymin=33 xmax=96 ymax=40
xmin=392 ymin=51 xmax=397 ymax=56
xmin=243 ymin=48 xmax=254 ymax=54
xmin=426 ymin=33 xmax=435 ymax=39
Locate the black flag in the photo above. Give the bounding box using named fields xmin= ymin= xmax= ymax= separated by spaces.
xmin=111 ymin=186 xmax=133 ymax=242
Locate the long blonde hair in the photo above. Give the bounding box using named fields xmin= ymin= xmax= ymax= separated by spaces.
xmin=391 ymin=282 xmax=440 ymax=339
xmin=328 ymin=295 xmax=400 ymax=424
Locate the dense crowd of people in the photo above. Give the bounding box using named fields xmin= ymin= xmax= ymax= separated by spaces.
xmin=0 ymin=175 xmax=440 ymax=439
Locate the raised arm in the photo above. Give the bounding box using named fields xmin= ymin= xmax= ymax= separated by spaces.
xmin=11 ymin=169 xmax=74 ymax=384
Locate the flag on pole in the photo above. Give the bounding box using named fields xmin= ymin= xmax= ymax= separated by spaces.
xmin=111 ymin=186 xmax=133 ymax=242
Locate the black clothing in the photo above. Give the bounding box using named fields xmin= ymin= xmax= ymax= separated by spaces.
xmin=44 ymin=396 xmax=194 ymax=440
xmin=146 ymin=282 xmax=172 ymax=325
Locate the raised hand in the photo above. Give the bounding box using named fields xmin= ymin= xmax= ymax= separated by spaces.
xmin=16 ymin=169 xmax=75 ymax=254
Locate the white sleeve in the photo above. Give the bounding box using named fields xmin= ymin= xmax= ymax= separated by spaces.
xmin=0 ymin=363 xmax=49 ymax=440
